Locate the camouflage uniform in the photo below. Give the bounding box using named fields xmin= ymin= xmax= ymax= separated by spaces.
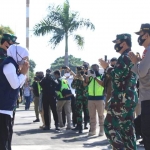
xmin=0 ymin=47 xmax=7 ymax=64
xmin=104 ymin=34 xmax=138 ymax=150
xmin=71 ymin=79 xmax=89 ymax=127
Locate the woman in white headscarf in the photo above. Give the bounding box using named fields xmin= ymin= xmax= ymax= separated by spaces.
xmin=0 ymin=44 xmax=29 ymax=150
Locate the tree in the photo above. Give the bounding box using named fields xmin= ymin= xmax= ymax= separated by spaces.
xmin=29 ymin=59 xmax=36 ymax=83
xmin=50 ymin=55 xmax=84 ymax=73
xmin=0 ymin=25 xmax=14 ymax=41
xmin=33 ymin=0 xmax=95 ymax=66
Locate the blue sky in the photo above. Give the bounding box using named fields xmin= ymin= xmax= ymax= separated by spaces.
xmin=0 ymin=0 xmax=149 ymax=73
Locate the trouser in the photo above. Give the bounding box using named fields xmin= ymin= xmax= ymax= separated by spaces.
xmin=105 ymin=93 xmax=111 ymax=110
xmin=134 ymin=102 xmax=141 ymax=118
xmin=141 ymin=100 xmax=150 ymax=150
xmin=0 ymin=113 xmax=13 ymax=150
xmin=57 ymin=100 xmax=71 ymax=127
xmin=25 ymin=96 xmax=31 ymax=110
xmin=104 ymin=101 xmax=137 ymax=150
xmin=39 ymin=106 xmax=45 ymax=126
xmin=134 ymin=114 xmax=142 ymax=137
xmin=34 ymin=96 xmax=39 ymax=119
xmin=88 ymin=100 xmax=104 ymax=132
xmin=76 ymin=97 xmax=89 ymax=126
xmin=43 ymin=96 xmax=58 ymax=127
xmin=62 ymin=107 xmax=66 ymax=126
xmin=71 ymin=95 xmax=77 ymax=125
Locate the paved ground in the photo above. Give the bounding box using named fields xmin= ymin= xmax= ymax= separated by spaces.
xmin=12 ymin=104 xmax=145 ymax=150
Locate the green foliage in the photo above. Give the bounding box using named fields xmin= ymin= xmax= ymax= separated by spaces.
xmin=29 ymin=59 xmax=36 ymax=83
xmin=50 ymin=55 xmax=83 ymax=72
xmin=33 ymin=0 xmax=95 ymax=65
xmin=0 ymin=25 xmax=14 ymax=41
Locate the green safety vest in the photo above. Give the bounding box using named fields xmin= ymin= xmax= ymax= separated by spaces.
xmin=37 ymin=82 xmax=41 ymax=94
xmin=56 ymin=78 xmax=69 ymax=99
xmin=88 ymin=76 xmax=104 ymax=96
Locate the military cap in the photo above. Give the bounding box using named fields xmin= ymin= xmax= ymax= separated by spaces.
xmin=10 ymin=35 xmax=19 ymax=44
xmin=112 ymin=34 xmax=131 ymax=43
xmin=2 ymin=33 xmax=12 ymax=41
xmin=2 ymin=33 xmax=19 ymax=44
xmin=135 ymin=23 xmax=150 ymax=35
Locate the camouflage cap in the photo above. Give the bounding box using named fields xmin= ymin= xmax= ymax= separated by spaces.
xmin=112 ymin=34 xmax=131 ymax=43
xmin=135 ymin=23 xmax=150 ymax=35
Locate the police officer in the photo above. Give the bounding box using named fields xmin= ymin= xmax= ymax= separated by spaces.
xmin=129 ymin=23 xmax=150 ymax=150
xmin=99 ymin=34 xmax=138 ymax=150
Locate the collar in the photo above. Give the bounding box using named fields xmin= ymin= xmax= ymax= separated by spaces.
xmin=121 ymin=48 xmax=131 ymax=55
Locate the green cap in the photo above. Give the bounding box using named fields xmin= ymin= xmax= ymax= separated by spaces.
xmin=2 ymin=33 xmax=12 ymax=41
xmin=112 ymin=34 xmax=131 ymax=43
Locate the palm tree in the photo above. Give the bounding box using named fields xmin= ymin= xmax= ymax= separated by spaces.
xmin=33 ymin=0 xmax=95 ymax=66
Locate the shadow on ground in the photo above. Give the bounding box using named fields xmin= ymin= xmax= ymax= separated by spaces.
xmin=14 ymin=122 xmax=33 ymax=126
xmin=14 ymin=128 xmax=52 ymax=136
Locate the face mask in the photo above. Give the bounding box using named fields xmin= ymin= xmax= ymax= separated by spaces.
xmin=138 ymin=34 xmax=146 ymax=46
xmin=114 ymin=43 xmax=123 ymax=52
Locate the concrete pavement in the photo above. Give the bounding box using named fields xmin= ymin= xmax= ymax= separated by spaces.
xmin=12 ymin=104 xmax=144 ymax=150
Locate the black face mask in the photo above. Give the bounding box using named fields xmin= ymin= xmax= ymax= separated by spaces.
xmin=138 ymin=34 xmax=146 ymax=46
xmin=114 ymin=43 xmax=123 ymax=52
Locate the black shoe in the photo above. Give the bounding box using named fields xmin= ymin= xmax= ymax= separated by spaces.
xmin=55 ymin=125 xmax=60 ymax=131
xmin=43 ymin=126 xmax=50 ymax=130
xmin=78 ymin=125 xmax=83 ymax=134
xmin=33 ymin=119 xmax=40 ymax=122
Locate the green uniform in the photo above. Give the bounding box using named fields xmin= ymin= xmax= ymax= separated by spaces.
xmin=71 ymin=79 xmax=89 ymax=126
xmin=104 ymin=49 xmax=138 ymax=150
xmin=0 ymin=47 xmax=7 ymax=64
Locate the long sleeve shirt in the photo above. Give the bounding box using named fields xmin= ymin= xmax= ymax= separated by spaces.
xmin=0 ymin=63 xmax=26 ymax=117
xmin=131 ymin=45 xmax=150 ymax=101
xmin=106 ymin=49 xmax=137 ymax=104
xmin=71 ymin=79 xmax=88 ymax=99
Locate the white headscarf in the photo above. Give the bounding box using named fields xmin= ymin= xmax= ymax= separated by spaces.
xmin=7 ymin=44 xmax=29 ymax=63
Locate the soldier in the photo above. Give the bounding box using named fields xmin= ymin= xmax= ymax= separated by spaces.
xmin=70 ymin=66 xmax=89 ymax=133
xmin=99 ymin=34 xmax=138 ymax=150
xmin=0 ymin=33 xmax=19 ymax=64
xmin=103 ymin=57 xmax=117 ymax=110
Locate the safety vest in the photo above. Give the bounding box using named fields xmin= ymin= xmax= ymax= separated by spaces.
xmin=37 ymin=82 xmax=41 ymax=94
xmin=88 ymin=76 xmax=104 ymax=96
xmin=56 ymin=78 xmax=70 ymax=99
